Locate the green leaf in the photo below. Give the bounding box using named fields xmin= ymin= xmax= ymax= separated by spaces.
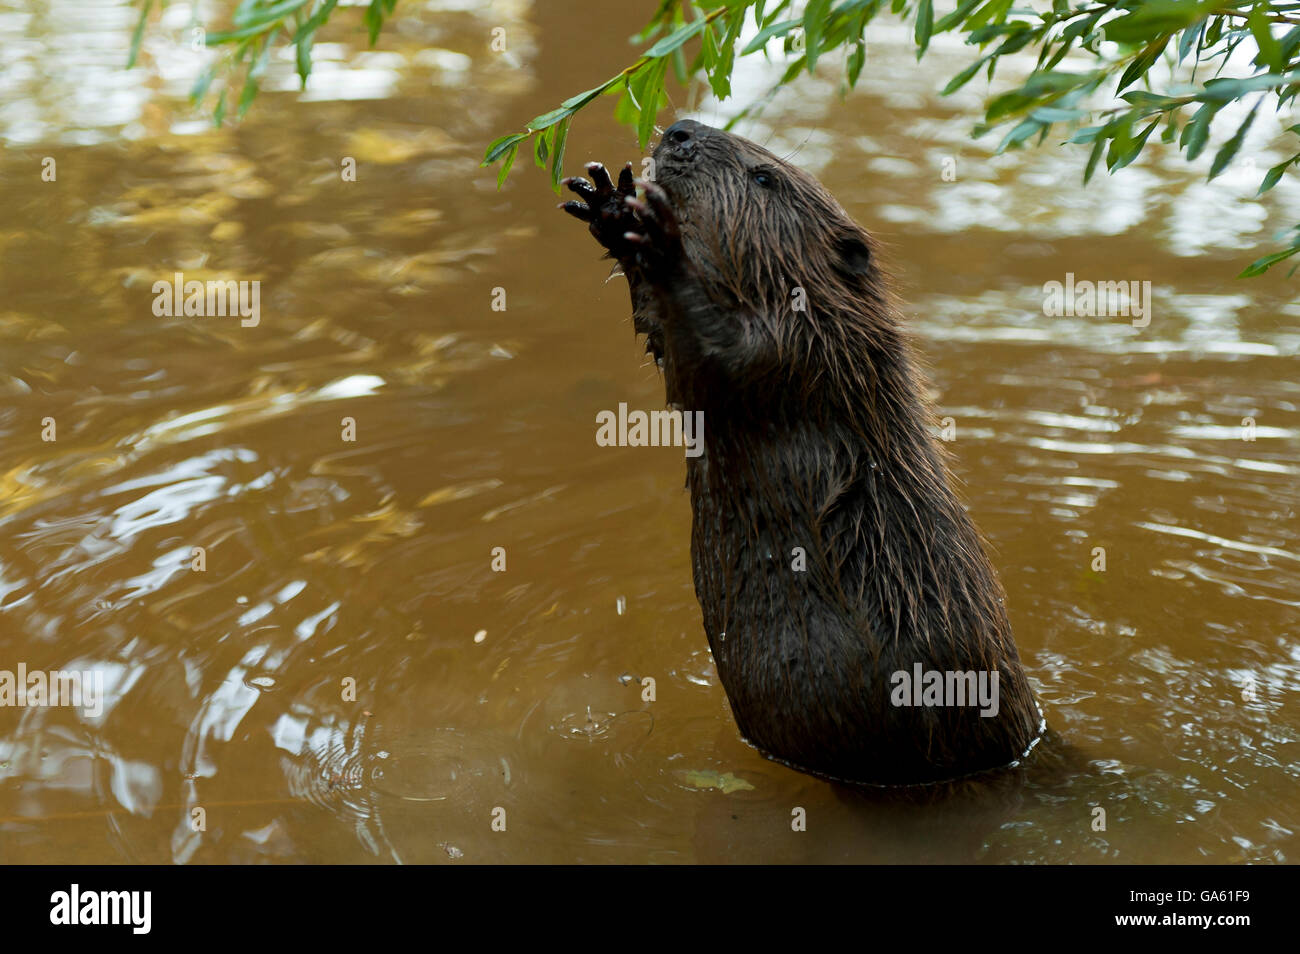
xmin=720 ymin=8 xmax=744 ymax=64
xmin=1083 ymin=130 xmax=1106 ymax=184
xmin=671 ymin=44 xmax=689 ymax=85
xmin=966 ymin=0 xmax=1011 ymax=35
xmin=703 ymin=22 xmax=726 ymax=97
xmin=191 ymin=64 xmax=216 ymax=104
xmin=561 ymin=82 xmax=613 ymax=111
xmin=705 ymin=8 xmax=744 ymax=100
xmin=1067 ymin=124 xmax=1103 ymax=145
xmin=127 ymin=0 xmax=153 ymax=68
xmin=1180 ymin=102 xmax=1216 ymax=160
xmin=233 ymin=0 xmax=310 ymax=28
xmin=996 ymin=117 xmax=1043 ymax=153
xmin=637 ymin=58 xmax=668 ymax=149
xmin=1104 ymin=116 xmax=1135 ymax=169
xmin=296 ymin=30 xmax=313 ymax=86
xmin=293 ymin=0 xmax=338 ymax=43
xmin=1110 ymin=117 xmax=1159 ymax=170
xmin=985 ymin=70 xmax=1097 ymax=122
xmin=1205 ymin=14 xmax=1223 ymax=46
xmin=935 ymin=0 xmax=982 ymax=33
xmin=779 ymin=52 xmax=807 ymax=84
xmin=613 ymin=81 xmax=640 ymax=126
xmin=497 ymin=143 xmax=519 ymax=189
xmin=1199 ymin=72 xmax=1300 ymax=103
xmin=533 ymin=126 xmax=550 ymax=169
xmin=645 ymin=17 xmax=708 ymax=58
xmin=237 ymin=74 xmax=259 ymax=118
xmin=364 ymin=0 xmax=384 ymax=45
xmin=482 ymin=132 xmax=529 ymax=165
xmin=1238 ymin=241 xmax=1300 ymax=277
xmin=1121 ymin=91 xmax=1182 ymax=110
xmin=992 ymin=26 xmax=1035 ymax=58
xmin=251 ymin=26 xmax=279 ymax=78
xmin=550 ymin=116 xmax=570 ymax=191
xmin=213 ymin=89 xmax=228 ymax=127
xmin=1102 ymin=0 xmax=1217 ymax=45
xmin=1248 ymin=3 xmax=1282 ymax=72
xmin=1161 ymin=111 xmax=1180 ymax=144
xmin=701 ymin=20 xmax=719 ymax=70
xmin=1117 ymin=37 xmax=1169 ymax=93
xmin=942 ymin=56 xmax=988 ymax=95
xmin=527 ymin=106 xmax=574 ymax=132
xmin=741 ymin=18 xmax=800 ymax=56
xmin=1281 ymin=25 xmax=1300 ymax=62
xmin=206 ymin=22 xmax=279 ymax=44
xmin=1258 ymin=158 xmax=1294 ymax=195
xmin=804 ymin=0 xmax=831 ymax=71
xmin=628 ymin=56 xmax=657 ymax=112
xmin=1177 ymin=22 xmax=1203 ymax=63
xmin=1031 ymin=106 xmax=1085 ymax=122
xmin=846 ymin=39 xmax=866 ymax=88
xmin=915 ymin=0 xmax=934 ymax=58
xmin=1209 ymin=103 xmax=1260 ymax=179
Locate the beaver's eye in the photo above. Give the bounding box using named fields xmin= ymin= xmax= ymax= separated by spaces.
xmin=751 ymin=168 xmax=776 ymax=188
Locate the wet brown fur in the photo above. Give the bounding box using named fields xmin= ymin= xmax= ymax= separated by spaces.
xmin=566 ymin=120 xmax=1042 ymax=785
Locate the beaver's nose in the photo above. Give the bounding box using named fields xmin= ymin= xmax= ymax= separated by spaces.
xmin=663 ymin=120 xmax=698 ymax=155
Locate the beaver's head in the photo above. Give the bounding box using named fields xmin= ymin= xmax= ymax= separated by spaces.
xmin=652 ymin=119 xmax=878 ymax=312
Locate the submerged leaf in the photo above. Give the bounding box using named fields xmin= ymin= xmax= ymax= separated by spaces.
xmin=681 ymin=770 xmax=756 ymax=793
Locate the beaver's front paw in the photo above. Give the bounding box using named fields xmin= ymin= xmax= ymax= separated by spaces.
xmin=622 ymin=179 xmax=683 ymax=277
xmin=560 ymin=161 xmax=639 ymax=260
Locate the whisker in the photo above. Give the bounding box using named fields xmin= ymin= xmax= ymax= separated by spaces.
xmin=779 ymin=128 xmax=816 ymax=164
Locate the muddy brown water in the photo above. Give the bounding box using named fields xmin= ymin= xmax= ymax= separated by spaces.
xmin=0 ymin=1 xmax=1296 ymax=863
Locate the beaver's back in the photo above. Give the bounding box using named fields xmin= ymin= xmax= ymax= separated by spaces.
xmin=686 ymin=406 xmax=1041 ymax=784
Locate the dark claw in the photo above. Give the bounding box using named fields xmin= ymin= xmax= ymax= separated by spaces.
xmin=563 ymin=175 xmax=596 ymax=198
xmin=560 ymin=200 xmax=593 ymax=221
xmin=617 ymin=163 xmax=635 ymax=194
xmin=561 ymin=160 xmax=649 ymax=260
xmin=586 ymin=161 xmax=615 ymax=192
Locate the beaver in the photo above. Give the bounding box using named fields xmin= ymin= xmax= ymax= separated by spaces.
xmin=561 ymin=118 xmax=1043 ymax=785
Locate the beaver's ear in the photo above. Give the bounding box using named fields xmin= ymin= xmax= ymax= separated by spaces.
xmin=833 ymin=234 xmax=873 ymax=280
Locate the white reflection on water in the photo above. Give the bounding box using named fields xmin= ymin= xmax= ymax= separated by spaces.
xmin=912 ymin=287 xmax=1298 ymax=354
xmin=0 ymin=0 xmax=523 ymax=143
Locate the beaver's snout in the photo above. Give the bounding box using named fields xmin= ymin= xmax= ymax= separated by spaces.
xmin=662 ymin=120 xmax=699 ymax=153
xmin=655 ymin=119 xmax=709 ymax=177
